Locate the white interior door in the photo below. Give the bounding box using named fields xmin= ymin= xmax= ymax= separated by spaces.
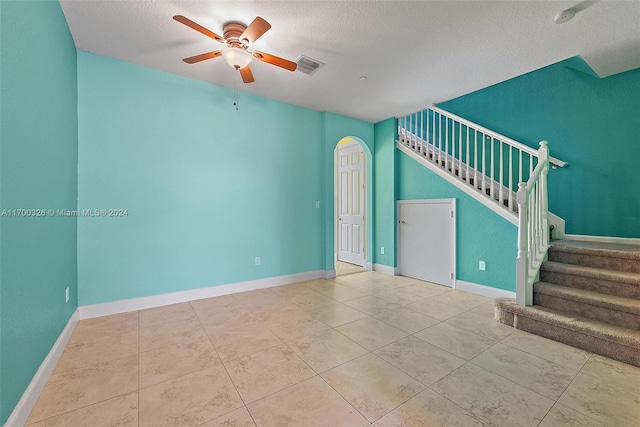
xmin=398 ymin=199 xmax=455 ymax=286
xmin=337 ymin=143 xmax=365 ymax=266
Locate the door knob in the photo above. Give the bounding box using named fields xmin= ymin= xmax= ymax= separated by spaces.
xmin=399 ymin=220 xmax=406 ymax=224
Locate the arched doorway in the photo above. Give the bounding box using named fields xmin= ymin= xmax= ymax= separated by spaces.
xmin=334 ymin=137 xmax=372 ymax=276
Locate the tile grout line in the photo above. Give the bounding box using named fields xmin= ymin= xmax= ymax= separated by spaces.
xmin=26 ymin=283 xmax=472 ymax=424
xmin=426 ymin=377 xmax=495 ymax=427
xmin=427 ymin=364 xmax=497 ymax=425
xmin=137 ymin=296 xmax=516 ymax=415
xmin=463 ymin=353 xmax=559 ymax=404
xmin=468 ymin=317 xmax=602 ymax=422
xmin=232 ymin=339 xmax=320 ymax=417
xmin=497 ymin=330 xmax=594 ymax=371
xmin=191 ymin=299 xmax=257 ymax=427
xmin=314 ymin=363 xmax=373 ymax=424
xmin=544 ymin=352 xmax=610 ymax=427
xmin=38 ymin=275 xmax=634 ymax=426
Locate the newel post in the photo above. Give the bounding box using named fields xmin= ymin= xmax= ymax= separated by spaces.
xmin=539 ymin=141 xmax=550 ymax=247
xmin=516 ymin=182 xmax=531 ymax=306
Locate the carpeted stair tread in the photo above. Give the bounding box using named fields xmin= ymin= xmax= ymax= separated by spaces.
xmin=534 ymin=282 xmax=640 ymax=316
xmin=551 ymin=239 xmax=640 ymax=259
xmin=494 ymin=298 xmax=640 ymax=348
xmin=548 ymin=240 xmax=640 ymax=273
xmin=494 ymin=298 xmax=640 ymax=366
xmin=541 ymin=261 xmax=640 ymax=285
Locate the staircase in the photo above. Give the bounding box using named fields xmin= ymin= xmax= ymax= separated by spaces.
xmin=398 ymin=106 xmax=640 ymax=367
xmin=397 ymin=106 xmax=566 ymax=307
xmin=495 ymin=240 xmax=640 ymax=367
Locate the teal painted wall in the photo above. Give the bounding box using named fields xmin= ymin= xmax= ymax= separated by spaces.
xmin=322 ymin=113 xmax=374 ymax=271
xmin=78 ymin=52 xmax=364 ymax=305
xmin=397 ymin=151 xmax=517 ymax=291
xmin=373 ymin=118 xmax=397 ymax=267
xmin=439 ymin=58 xmax=640 ymax=238
xmin=0 ymin=1 xmax=78 ymax=423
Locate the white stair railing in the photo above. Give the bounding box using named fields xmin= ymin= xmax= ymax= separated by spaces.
xmin=398 ymin=106 xmax=565 ymax=216
xmin=398 ymin=106 xmax=563 ymax=306
xmin=516 ymin=141 xmax=550 ymax=306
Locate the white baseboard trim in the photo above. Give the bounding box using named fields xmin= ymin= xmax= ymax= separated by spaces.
xmin=78 ymin=270 xmax=325 ymax=320
xmin=455 ymin=280 xmax=516 ymax=299
xmin=365 ymin=262 xmax=373 ymax=271
xmin=324 ymin=269 xmax=337 ymax=279
xmin=6 ymin=309 xmax=79 ymax=427
xmin=563 ymin=234 xmax=640 ymax=245
xmin=373 ymin=263 xmax=399 ymax=276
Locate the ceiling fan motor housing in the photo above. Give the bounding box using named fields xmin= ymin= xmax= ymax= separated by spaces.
xmin=223 ymin=22 xmax=249 ymax=48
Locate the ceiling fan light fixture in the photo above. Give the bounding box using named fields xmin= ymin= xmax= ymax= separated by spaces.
xmin=222 ymin=48 xmax=252 ymax=69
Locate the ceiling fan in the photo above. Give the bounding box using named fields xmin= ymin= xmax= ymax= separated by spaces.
xmin=173 ymin=15 xmax=297 ymax=83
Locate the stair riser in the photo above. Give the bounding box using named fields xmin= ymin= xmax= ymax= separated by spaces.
xmin=540 ymin=270 xmax=640 ymax=299
xmin=533 ymin=293 xmax=640 ymax=330
xmin=509 ymin=314 xmax=640 ymax=367
xmin=548 ymin=250 xmax=640 ymax=274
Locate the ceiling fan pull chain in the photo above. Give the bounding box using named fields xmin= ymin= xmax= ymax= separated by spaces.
xmin=233 ymin=73 xmax=239 ymax=111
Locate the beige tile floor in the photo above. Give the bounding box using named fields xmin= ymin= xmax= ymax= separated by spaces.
xmin=335 ymin=261 xmax=367 ymax=277
xmin=26 ymin=271 xmax=640 ymax=427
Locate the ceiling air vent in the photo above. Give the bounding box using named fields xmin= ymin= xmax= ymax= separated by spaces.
xmin=296 ymin=55 xmax=325 ymax=76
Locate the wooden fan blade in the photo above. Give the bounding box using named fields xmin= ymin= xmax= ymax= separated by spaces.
xmin=240 ymin=17 xmax=271 ymax=44
xmin=183 ymin=51 xmax=222 ymax=64
xmin=252 ymin=51 xmax=297 ymax=72
xmin=173 ymin=15 xmax=224 ymax=43
xmin=239 ymin=65 xmax=255 ymax=83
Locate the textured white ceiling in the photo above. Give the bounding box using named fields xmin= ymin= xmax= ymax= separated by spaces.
xmin=59 ymin=1 xmax=640 ymax=123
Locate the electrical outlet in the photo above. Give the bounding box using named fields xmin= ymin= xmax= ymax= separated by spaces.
xmin=381 ymin=247 xmax=385 ymax=255
xmin=65 ymin=287 xmax=69 ymax=303
xmin=255 ymin=257 xmax=261 ymax=266
xmin=315 ymin=201 xmax=320 ymax=209
xmin=479 ymin=261 xmax=486 ymax=271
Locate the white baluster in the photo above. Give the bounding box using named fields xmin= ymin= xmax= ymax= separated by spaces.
xmin=418 ymin=111 xmax=422 ymax=154
xmin=529 ymin=152 xmax=534 ymax=178
xmin=432 ymin=110 xmax=436 ymax=160
xmin=529 ymin=187 xmax=534 ymax=270
xmin=474 ymin=131 xmax=479 ymax=190
xmin=413 ymin=113 xmax=417 ymax=149
xmin=539 ymin=141 xmax=549 ymax=246
xmin=458 ymin=122 xmax=462 ymax=180
xmin=452 ymin=121 xmax=456 ymax=175
xmin=445 ymin=118 xmax=449 ymax=170
xmin=412 ymin=113 xmax=419 ymax=151
xmin=516 ymin=182 xmax=530 ymax=306
xmin=466 ymin=126 xmax=470 ymax=186
xmin=490 ymin=137 xmax=495 ymax=200
xmin=508 ymin=145 xmax=513 ymax=211
xmin=416 ymin=112 xmax=420 ymax=150
xmin=519 ymin=151 xmax=523 ymax=185
xmin=427 ymin=110 xmax=430 ymax=157
xmin=499 ymin=140 xmax=504 ymax=207
xmin=438 ymin=114 xmax=442 ymax=166
xmin=481 ymin=133 xmax=487 ymax=194
xmin=404 ymin=116 xmax=408 ymax=144
xmin=421 ymin=111 xmax=425 ymax=156
xmin=532 ymin=182 xmax=538 ymax=261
